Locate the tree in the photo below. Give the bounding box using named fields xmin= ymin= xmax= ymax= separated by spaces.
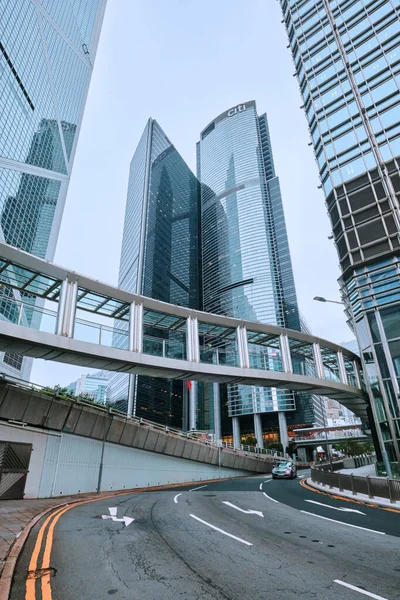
xmin=333 ymin=440 xmax=374 ymax=457
xmin=244 ymin=435 xmax=257 ymax=446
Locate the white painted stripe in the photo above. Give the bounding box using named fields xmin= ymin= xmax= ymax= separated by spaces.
xmin=259 ymin=483 xmax=263 ymax=490
xmin=264 ymin=479 xmax=274 ymax=483
xmin=334 ymin=579 xmax=388 ymax=600
xmin=263 ymin=491 xmax=279 ymax=503
xmin=174 ymin=493 xmax=182 ymax=504
xmin=189 ymin=484 xmax=208 ymax=492
xmin=300 ymin=511 xmax=385 ymax=535
xmin=189 ymin=514 xmax=252 ymax=546
xmin=305 ymin=499 xmax=365 ymax=515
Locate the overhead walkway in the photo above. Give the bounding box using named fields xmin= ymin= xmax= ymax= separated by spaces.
xmin=0 ymin=243 xmax=369 ymax=418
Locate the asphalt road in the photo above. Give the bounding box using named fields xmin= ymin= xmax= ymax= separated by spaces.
xmin=12 ymin=471 xmax=400 ymax=600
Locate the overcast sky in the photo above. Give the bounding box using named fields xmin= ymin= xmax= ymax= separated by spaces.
xmin=31 ymin=0 xmax=353 ymax=386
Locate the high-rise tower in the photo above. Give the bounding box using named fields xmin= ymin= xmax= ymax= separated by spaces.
xmin=0 ymin=0 xmax=107 ymax=378
xmin=197 ymin=101 xmax=314 ymax=448
xmin=108 ymin=119 xmax=201 ymax=427
xmin=280 ymin=0 xmax=400 ymax=464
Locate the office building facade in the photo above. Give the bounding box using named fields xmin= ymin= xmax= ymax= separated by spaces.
xmin=67 ymin=371 xmax=110 ymax=404
xmin=107 ymin=119 xmax=201 ymax=428
xmin=280 ymin=0 xmax=400 ymax=461
xmin=0 ymin=0 xmax=107 ymax=378
xmin=197 ymin=101 xmax=314 ymax=448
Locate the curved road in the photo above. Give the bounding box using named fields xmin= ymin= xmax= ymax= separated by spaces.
xmin=12 ymin=471 xmax=400 ymax=600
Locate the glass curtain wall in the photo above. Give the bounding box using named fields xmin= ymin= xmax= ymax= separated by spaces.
xmin=108 ymin=120 xmax=201 ymax=428
xmin=280 ymin=0 xmax=400 ymax=460
xmin=0 ymin=0 xmax=107 ymax=379
xmin=198 ymin=101 xmax=314 ymax=436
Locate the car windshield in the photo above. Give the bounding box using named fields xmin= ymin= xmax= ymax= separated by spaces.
xmin=278 ymin=462 xmax=292 ymax=467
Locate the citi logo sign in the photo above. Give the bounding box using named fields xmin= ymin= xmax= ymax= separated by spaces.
xmin=227 ymin=104 xmax=246 ymax=117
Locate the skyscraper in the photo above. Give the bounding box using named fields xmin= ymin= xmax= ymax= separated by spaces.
xmin=0 ymin=0 xmax=107 ymax=378
xmin=280 ymin=0 xmax=400 ymax=464
xmin=107 ymin=119 xmax=201 ymax=428
xmin=197 ymin=101 xmax=314 ymax=448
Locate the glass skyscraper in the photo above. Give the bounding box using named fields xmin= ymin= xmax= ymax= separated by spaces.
xmin=108 ymin=119 xmax=201 ymax=428
xmin=197 ymin=101 xmax=315 ymax=447
xmin=0 ymin=0 xmax=107 ymax=378
xmin=280 ymin=0 xmax=400 ymax=463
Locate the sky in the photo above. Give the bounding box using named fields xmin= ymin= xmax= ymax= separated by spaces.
xmin=31 ymin=0 xmax=354 ymax=387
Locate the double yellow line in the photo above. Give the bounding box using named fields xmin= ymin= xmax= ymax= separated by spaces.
xmin=25 ymin=493 xmax=122 ymax=600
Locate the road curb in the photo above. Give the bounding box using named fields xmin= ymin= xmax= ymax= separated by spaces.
xmin=0 ymin=474 xmax=249 ymax=600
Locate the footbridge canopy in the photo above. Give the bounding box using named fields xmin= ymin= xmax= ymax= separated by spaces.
xmin=0 ymin=243 xmax=369 ymax=418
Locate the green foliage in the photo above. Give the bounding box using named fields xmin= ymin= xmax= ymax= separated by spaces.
xmin=332 ymin=440 xmax=374 ymax=457
xmin=40 ymin=384 xmax=106 ymax=408
xmin=267 ymin=441 xmax=284 ymax=453
xmin=244 ymin=435 xmax=257 ymax=446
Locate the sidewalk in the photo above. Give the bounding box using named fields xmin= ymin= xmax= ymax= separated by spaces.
xmin=337 ymin=464 xmax=378 ymax=477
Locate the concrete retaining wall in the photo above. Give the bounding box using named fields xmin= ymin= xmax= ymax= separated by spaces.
xmin=0 ymin=382 xmax=274 ymax=497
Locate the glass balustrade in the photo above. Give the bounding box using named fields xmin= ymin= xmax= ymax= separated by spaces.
xmin=0 ymin=297 xmax=57 ymax=334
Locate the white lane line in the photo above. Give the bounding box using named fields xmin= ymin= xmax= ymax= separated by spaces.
xmin=174 ymin=493 xmax=182 ymax=504
xmin=222 ymin=501 xmax=264 ymax=518
xmin=189 ymin=514 xmax=252 ymax=546
xmin=263 ymin=491 xmax=279 ymax=504
xmin=305 ymin=499 xmax=366 ymax=515
xmin=264 ymin=479 xmax=274 ymax=484
xmin=300 ymin=511 xmax=385 ymax=535
xmin=189 ymin=484 xmax=208 ymax=492
xmin=259 ymin=483 xmax=263 ymax=490
xmin=334 ymin=579 xmax=388 ymax=600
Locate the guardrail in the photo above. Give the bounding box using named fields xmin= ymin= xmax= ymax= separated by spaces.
xmin=311 ymin=465 xmax=400 ymax=503
xmin=0 ymin=375 xmax=310 ymax=468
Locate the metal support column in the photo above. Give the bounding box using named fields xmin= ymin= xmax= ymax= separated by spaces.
xmin=279 ymin=334 xmax=293 ymax=373
xmin=278 ymin=411 xmax=289 ymax=453
xmin=232 ymin=416 xmax=241 ymax=449
xmin=129 ymin=301 xmax=143 ymax=353
xmin=313 ymin=343 xmax=325 ymax=379
xmin=189 ymin=382 xmax=197 ymax=431
xmin=55 ymin=279 xmax=68 ymax=335
xmin=237 ymin=325 xmax=250 ymax=368
xmin=337 ymin=351 xmax=348 ymax=385
xmin=213 ymin=383 xmax=222 ymax=443
xmin=254 ymin=413 xmax=263 ymax=449
xmin=56 ymin=279 xmax=78 ymax=338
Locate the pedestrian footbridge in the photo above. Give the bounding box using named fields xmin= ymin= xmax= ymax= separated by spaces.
xmin=0 ymin=243 xmax=369 ymax=418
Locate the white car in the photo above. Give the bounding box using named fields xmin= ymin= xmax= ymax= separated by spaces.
xmin=272 ymin=461 xmax=297 ymax=479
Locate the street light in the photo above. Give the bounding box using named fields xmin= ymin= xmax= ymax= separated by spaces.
xmin=313 ymin=296 xmax=343 ymax=305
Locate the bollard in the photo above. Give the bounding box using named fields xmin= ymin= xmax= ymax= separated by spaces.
xmin=350 ymin=473 xmax=356 ymax=495
xmin=388 ymin=477 xmax=395 ymax=504
xmin=366 ymin=475 xmax=373 ymax=499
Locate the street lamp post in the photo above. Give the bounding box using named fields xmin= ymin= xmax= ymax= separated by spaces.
xmin=312 ymin=295 xmax=393 ymax=479
xmin=313 ymin=296 xmax=343 ymax=305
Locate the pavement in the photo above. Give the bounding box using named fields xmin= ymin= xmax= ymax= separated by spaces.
xmin=8 ymin=470 xmax=400 ymax=600
xmin=338 ymin=464 xmax=377 ymax=476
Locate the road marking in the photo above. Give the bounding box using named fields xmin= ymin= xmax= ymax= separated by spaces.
xmin=190 ymin=484 xmax=208 ymax=492
xmin=264 ymin=479 xmax=273 ymax=484
xmin=334 ymin=579 xmax=388 ymax=599
xmin=174 ymin=493 xmax=182 ymax=504
xmin=300 ymin=477 xmax=400 ymax=514
xmin=263 ymin=491 xmax=279 ymax=503
xmin=305 ymin=499 xmax=366 ymax=515
xmin=222 ymin=501 xmax=264 ymax=518
xmin=300 ymin=511 xmax=385 ymax=535
xmin=189 ymin=514 xmax=252 ymax=546
xmin=101 ymin=507 xmax=134 ymax=527
xmin=259 ymin=483 xmax=263 ymax=490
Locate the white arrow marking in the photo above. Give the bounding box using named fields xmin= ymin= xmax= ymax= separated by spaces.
xmin=222 ymin=501 xmax=264 ymax=518
xmin=101 ymin=507 xmax=134 ymax=527
xmin=305 ymin=499 xmax=366 ymax=515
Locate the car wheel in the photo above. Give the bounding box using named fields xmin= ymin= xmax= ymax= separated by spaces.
xmin=272 ymin=476 xmax=276 ymax=479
